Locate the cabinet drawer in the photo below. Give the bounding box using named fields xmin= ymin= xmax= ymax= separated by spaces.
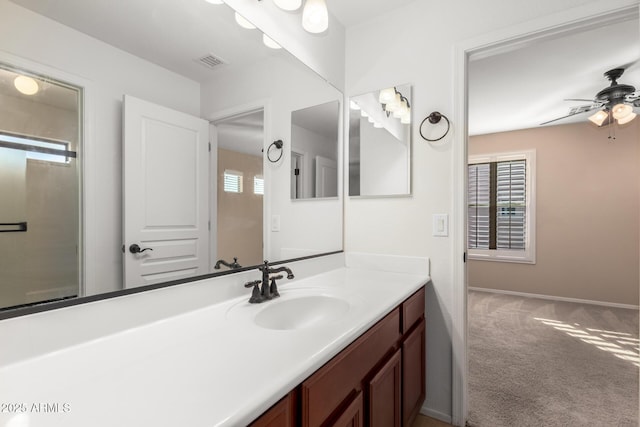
xmin=301 ymin=308 xmax=401 ymax=427
xmin=401 ymin=287 xmax=425 ymax=333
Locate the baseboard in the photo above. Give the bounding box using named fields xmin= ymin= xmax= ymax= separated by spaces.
xmin=421 ymin=405 xmax=453 ymax=425
xmin=468 ymin=287 xmax=639 ymax=310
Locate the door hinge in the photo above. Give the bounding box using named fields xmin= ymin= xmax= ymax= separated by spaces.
xmin=122 ymin=244 xmax=125 ymax=253
xmin=294 ymin=168 xmax=300 ymax=176
xmin=208 ymin=220 xmax=211 ymax=231
xmin=463 ymin=252 xmax=467 ymax=263
xmin=208 ymin=142 xmax=211 ymax=152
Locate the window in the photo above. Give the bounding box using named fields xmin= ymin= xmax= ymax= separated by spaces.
xmin=0 ymin=132 xmax=72 ymax=164
xmin=253 ymin=175 xmax=264 ymax=195
xmin=468 ymin=150 xmax=536 ymax=263
xmin=223 ymin=170 xmax=243 ymax=193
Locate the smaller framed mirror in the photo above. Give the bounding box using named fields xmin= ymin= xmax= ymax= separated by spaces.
xmin=291 ymin=100 xmax=340 ymax=200
xmin=349 ymin=84 xmax=411 ymax=197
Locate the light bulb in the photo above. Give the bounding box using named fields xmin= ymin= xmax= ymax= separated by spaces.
xmin=274 ymin=0 xmax=301 ymax=11
xmin=393 ymin=100 xmax=408 ymax=118
xmin=618 ymin=112 xmax=637 ymax=125
xmin=612 ymin=103 xmax=633 ymax=120
xmin=262 ymin=34 xmax=282 ymax=49
xmin=401 ymin=110 xmax=411 ymax=124
xmin=349 ymin=100 xmax=360 ymax=110
xmin=235 ymin=12 xmax=255 ymax=29
xmin=385 ymin=93 xmax=401 ymax=112
xmin=14 ymin=75 xmax=39 ymax=95
xmin=204 ymin=0 xmax=224 ymax=4
xmin=302 ymin=0 xmax=328 ymax=33
xmin=588 ymin=110 xmax=609 ymax=126
xmin=379 ymin=87 xmax=395 ymax=104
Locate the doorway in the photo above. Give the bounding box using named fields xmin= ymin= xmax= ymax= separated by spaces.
xmin=213 ymin=109 xmax=265 ymax=268
xmin=452 ymin=4 xmax=640 ymax=425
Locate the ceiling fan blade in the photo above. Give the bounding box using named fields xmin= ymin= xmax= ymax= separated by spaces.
xmin=540 ymin=111 xmax=589 ymax=125
xmin=564 ymin=98 xmax=597 ymax=102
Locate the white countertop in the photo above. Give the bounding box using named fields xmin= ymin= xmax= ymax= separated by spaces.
xmin=0 ymin=266 xmax=428 ymax=427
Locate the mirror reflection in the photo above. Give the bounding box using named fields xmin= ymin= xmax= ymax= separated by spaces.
xmin=0 ymin=0 xmax=342 ymax=314
xmin=349 ymin=84 xmax=411 ymax=197
xmin=291 ymin=100 xmax=339 ymax=199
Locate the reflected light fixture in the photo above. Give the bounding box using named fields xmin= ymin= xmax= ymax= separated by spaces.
xmin=262 ymin=34 xmax=282 ymax=49
xmin=274 ymin=0 xmax=302 ymax=11
xmin=302 ymin=0 xmax=328 ymax=34
xmin=349 ymin=100 xmax=360 ymax=110
xmin=235 ymin=12 xmax=256 ymax=29
xmin=14 ymin=75 xmax=39 ymax=95
xmin=380 ymin=87 xmax=411 ymax=124
xmin=379 ymin=87 xmax=395 ymax=104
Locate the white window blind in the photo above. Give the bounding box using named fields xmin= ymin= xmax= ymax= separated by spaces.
xmin=468 ymin=151 xmax=534 ymax=264
xmin=253 ymin=175 xmax=264 ymax=195
xmin=223 ymin=170 xmax=243 ymax=193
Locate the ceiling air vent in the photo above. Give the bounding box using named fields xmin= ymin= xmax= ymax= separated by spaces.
xmin=195 ymin=54 xmax=226 ymax=70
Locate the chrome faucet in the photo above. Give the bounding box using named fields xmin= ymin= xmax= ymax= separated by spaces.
xmin=243 ymin=260 xmax=294 ymax=303
xmin=214 ymin=257 xmax=241 ymax=270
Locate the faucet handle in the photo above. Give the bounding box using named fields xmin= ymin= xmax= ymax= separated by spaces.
xmin=244 ymin=279 xmax=261 ymax=288
xmin=269 ymin=275 xmax=282 ymax=298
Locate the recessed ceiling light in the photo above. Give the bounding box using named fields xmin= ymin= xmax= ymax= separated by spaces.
xmin=14 ymin=75 xmax=39 ymax=95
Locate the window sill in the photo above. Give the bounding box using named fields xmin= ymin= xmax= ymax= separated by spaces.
xmin=468 ymin=251 xmax=535 ymax=265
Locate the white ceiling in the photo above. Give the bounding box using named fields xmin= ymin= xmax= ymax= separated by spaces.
xmin=10 ymin=0 xmax=638 ymax=138
xmin=469 ymin=16 xmax=640 ymax=135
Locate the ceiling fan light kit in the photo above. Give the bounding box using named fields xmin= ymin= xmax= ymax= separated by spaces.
xmin=542 ymin=66 xmax=639 ymax=128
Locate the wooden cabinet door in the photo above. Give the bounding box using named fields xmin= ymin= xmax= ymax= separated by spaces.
xmin=332 ymin=392 xmax=363 ymax=427
xmin=368 ymin=349 xmax=401 ymax=427
xmin=249 ymin=392 xmax=296 ymax=427
xmin=402 ymin=319 xmax=426 ymax=426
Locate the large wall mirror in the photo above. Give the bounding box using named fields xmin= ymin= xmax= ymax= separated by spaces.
xmin=0 ymin=0 xmax=343 ymax=315
xmin=349 ymin=84 xmax=411 ymax=197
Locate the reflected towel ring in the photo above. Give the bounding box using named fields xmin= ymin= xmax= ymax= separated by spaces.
xmin=419 ymin=111 xmax=450 ymax=142
xmin=266 ymin=139 xmax=284 ymax=163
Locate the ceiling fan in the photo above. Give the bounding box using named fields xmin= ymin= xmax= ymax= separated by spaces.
xmin=540 ymin=66 xmax=639 ymax=126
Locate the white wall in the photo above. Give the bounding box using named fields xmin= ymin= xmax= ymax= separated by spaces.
xmin=344 ymin=0 xmax=637 ymax=421
xmin=0 ymin=0 xmax=201 ymax=296
xmin=201 ymin=54 xmax=342 ymax=261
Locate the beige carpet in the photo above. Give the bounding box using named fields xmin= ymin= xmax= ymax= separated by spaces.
xmin=468 ymin=290 xmax=639 ymax=427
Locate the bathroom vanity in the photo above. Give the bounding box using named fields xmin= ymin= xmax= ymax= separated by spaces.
xmin=0 ymin=254 xmax=428 ymax=427
xmin=251 ymin=286 xmax=425 ymax=427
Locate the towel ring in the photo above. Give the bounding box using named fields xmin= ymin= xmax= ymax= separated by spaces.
xmin=266 ymin=139 xmax=284 ymax=163
xmin=419 ymin=111 xmax=450 ymax=142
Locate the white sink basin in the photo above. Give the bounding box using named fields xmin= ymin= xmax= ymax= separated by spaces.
xmin=254 ymin=295 xmax=350 ymax=330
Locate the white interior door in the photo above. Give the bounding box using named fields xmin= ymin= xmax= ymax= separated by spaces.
xmin=123 ymin=95 xmax=209 ymax=288
xmin=315 ymin=155 xmax=337 ymax=197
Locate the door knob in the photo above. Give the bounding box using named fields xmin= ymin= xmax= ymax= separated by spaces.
xmin=129 ymin=243 xmax=153 ymax=254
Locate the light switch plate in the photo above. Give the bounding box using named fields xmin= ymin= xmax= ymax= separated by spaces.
xmin=271 ymin=215 xmax=281 ymax=232
xmin=433 ymin=214 xmax=448 ymax=237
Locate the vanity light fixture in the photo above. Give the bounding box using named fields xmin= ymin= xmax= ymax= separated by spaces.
xmin=302 ymin=0 xmax=328 ymax=34
xmin=262 ymin=34 xmax=282 ymax=49
xmin=235 ymin=12 xmax=256 ymax=29
xmin=380 ymin=87 xmax=411 ymax=124
xmin=274 ymin=0 xmax=302 ymax=11
xmin=14 ymin=75 xmax=39 ymax=95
